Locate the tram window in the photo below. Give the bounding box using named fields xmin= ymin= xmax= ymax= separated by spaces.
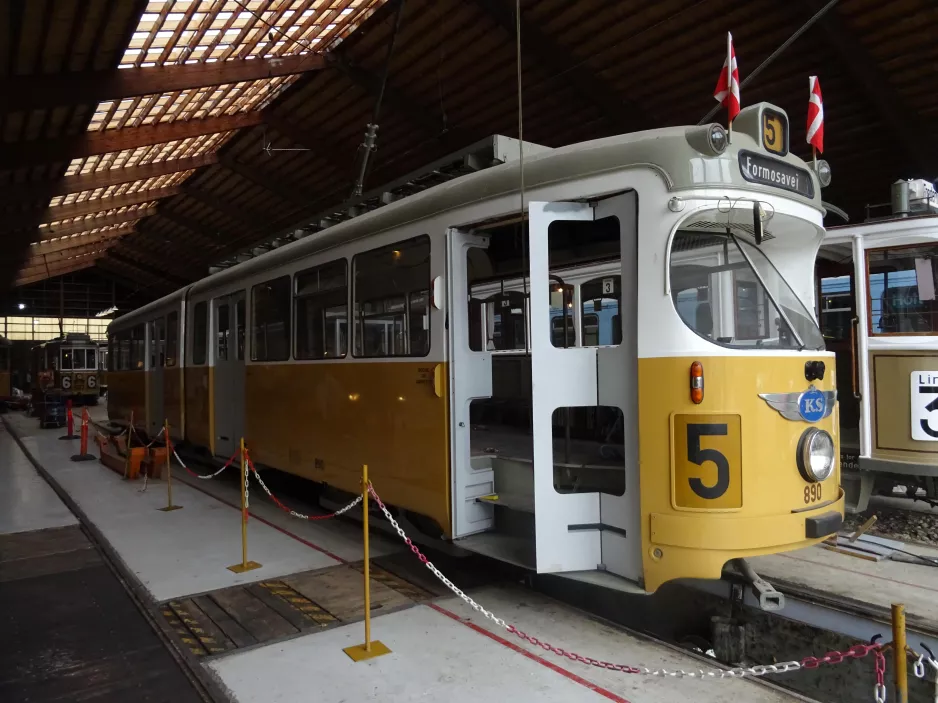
xmin=130 ymin=325 xmax=145 ymax=370
xmin=193 ymin=302 xmax=208 ymax=365
xmin=868 ymin=245 xmax=938 ymax=335
xmin=235 ymin=300 xmax=245 ymax=361
xmin=61 ymin=348 xmax=73 ymax=370
xmin=295 ymin=259 xmax=347 ymax=360
xmin=166 ymin=312 xmax=179 ymax=367
xmin=353 ymin=236 xmax=431 ymax=358
xmin=118 ymin=333 xmax=131 ymax=370
xmin=670 ymin=231 xmax=824 ymax=350
xmin=86 ymin=348 xmax=96 ymax=370
xmin=217 ymin=304 xmax=230 ymax=362
xmin=818 ymin=274 xmax=853 ymax=342
xmin=252 ymin=276 xmax=291 ymax=361
xmin=549 ymin=284 xmax=576 ymax=348
xmin=581 ymin=276 xmax=622 ymax=346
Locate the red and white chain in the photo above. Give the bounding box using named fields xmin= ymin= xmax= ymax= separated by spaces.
xmin=130 ymin=423 xmax=164 ymax=449
xmin=246 ymin=455 xmax=362 ymax=520
xmin=171 ymin=446 xmax=237 ymax=480
xmin=911 ymin=648 xmax=938 ymax=703
xmin=368 ymin=482 xmax=890 ymax=686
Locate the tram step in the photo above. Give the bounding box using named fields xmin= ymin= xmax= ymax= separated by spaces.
xmin=476 ymin=492 xmax=534 ymax=513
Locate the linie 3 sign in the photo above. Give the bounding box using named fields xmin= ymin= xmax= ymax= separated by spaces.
xmin=911 ymin=371 xmax=938 ymax=441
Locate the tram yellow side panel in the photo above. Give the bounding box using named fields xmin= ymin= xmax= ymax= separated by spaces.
xmin=638 ymin=355 xmax=844 ymax=593
xmin=185 ymin=366 xmax=212 ymax=450
xmin=107 ymin=371 xmax=145 ymax=425
xmin=245 ymin=361 xmax=451 ymax=536
xmin=163 ymin=366 xmax=183 ymax=436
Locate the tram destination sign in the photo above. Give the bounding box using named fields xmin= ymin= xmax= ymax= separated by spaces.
xmin=738 ymin=150 xmax=814 ymax=199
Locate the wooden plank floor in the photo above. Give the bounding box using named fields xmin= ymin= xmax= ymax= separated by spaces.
xmin=159 ymin=563 xmax=434 ymax=658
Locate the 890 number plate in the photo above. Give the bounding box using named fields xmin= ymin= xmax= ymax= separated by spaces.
xmin=804 ymin=483 xmax=823 ymax=504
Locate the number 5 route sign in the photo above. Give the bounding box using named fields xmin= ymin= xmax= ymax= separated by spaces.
xmin=672 ymin=414 xmax=742 ymax=510
xmin=911 ymin=371 xmax=938 ymax=441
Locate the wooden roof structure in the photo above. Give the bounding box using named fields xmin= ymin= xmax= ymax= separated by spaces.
xmin=2 ymin=0 xmax=936 ymax=310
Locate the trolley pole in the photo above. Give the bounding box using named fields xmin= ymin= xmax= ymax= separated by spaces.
xmin=157 ymin=419 xmax=182 ymax=512
xmin=227 ymin=437 xmax=260 ymax=573
xmin=892 ymin=603 xmax=908 ymax=703
xmin=343 ymin=464 xmax=391 ymax=662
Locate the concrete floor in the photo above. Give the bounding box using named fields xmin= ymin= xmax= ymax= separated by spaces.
xmin=0 ymin=422 xmax=76 ymax=535
xmin=5 ymin=411 xmax=341 ymax=601
xmin=209 ymin=586 xmax=806 ymax=703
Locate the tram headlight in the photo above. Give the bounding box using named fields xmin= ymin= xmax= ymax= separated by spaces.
xmin=684 ymin=124 xmax=728 ymax=156
xmin=813 ymin=159 xmax=832 ymax=188
xmin=708 ymin=124 xmax=728 ymax=155
xmin=797 ymin=428 xmax=835 ymax=482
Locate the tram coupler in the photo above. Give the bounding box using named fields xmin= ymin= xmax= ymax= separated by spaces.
xmin=732 ymin=558 xmax=786 ymax=612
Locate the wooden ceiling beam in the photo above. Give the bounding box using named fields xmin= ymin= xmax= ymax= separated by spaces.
xmin=0 ymin=112 xmax=263 ymax=170
xmin=99 ymin=253 xmax=189 ymax=291
xmin=806 ymin=1 xmax=933 ymax=174
xmin=468 ymin=0 xmax=650 ymax=133
xmin=27 ymin=226 xmax=135 ymax=257
xmin=181 ymin=186 xmax=268 ymax=232
xmin=147 ymin=209 xmax=230 ymax=250
xmin=218 ymin=154 xmax=309 ymax=208
xmin=15 ymin=259 xmax=101 ymax=287
xmin=0 ymin=153 xmax=219 ymax=205
xmin=29 ymin=186 xmax=181 ymax=228
xmin=19 ymin=242 xmax=117 ymax=272
xmin=3 ymin=53 xmax=327 ymax=113
xmin=38 ymin=208 xmax=157 ymax=241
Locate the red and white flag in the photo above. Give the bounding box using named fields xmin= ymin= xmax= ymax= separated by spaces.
xmin=713 ymin=32 xmax=740 ymax=122
xmin=807 ymin=75 xmax=824 ymax=153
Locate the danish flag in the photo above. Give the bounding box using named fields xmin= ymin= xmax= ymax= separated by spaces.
xmin=806 ymin=75 xmax=824 ymax=153
xmin=713 ymin=32 xmax=740 ymax=122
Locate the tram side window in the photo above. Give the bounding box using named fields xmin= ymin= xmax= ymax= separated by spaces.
xmin=580 ymin=276 xmax=622 ymax=347
xmin=818 ymin=274 xmax=853 ymax=342
xmin=252 ymin=276 xmax=291 ymax=361
xmin=549 ymin=284 xmax=576 ymax=347
xmin=235 ymin=299 xmax=245 ymax=361
xmin=216 ymin=304 xmax=230 ymax=362
xmin=86 ymin=348 xmax=96 ymax=370
xmin=130 ymin=325 xmax=145 ymax=370
xmin=118 ymin=333 xmax=131 ymax=370
xmin=295 ymin=259 xmax=347 ymax=360
xmin=353 ymin=236 xmax=431 ymax=358
xmin=868 ymin=246 xmax=938 ymax=334
xmin=166 ymin=311 xmax=179 ymax=367
xmin=61 ymin=348 xmax=74 ymax=370
xmin=193 ymin=302 xmax=208 ymax=365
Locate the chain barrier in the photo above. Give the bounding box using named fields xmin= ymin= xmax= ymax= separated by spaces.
xmin=130 ymin=423 xmax=164 ymax=449
xmin=245 ymin=453 xmax=363 ymax=520
xmin=171 ymin=445 xmax=238 ymax=480
xmin=367 ymin=481 xmax=892 ymax=692
xmin=910 ymin=644 xmax=938 ymax=703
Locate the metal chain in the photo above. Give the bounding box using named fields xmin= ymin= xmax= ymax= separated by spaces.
xmin=246 ymin=454 xmax=362 ymax=520
xmin=874 ymin=649 xmax=887 ymax=703
xmin=243 ymin=449 xmax=250 ymax=511
xmin=130 ymin=423 xmax=164 ymax=449
xmin=171 ymin=445 xmax=237 ymax=480
xmin=368 ymin=481 xmax=889 ymax=682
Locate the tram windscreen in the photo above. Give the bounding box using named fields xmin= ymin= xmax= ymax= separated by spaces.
xmin=670 ymin=231 xmax=824 ymax=350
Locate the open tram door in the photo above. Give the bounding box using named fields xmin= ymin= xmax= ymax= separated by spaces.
xmin=146 ymin=317 xmax=165 ymax=436
xmin=447 ymin=193 xmax=642 ymax=584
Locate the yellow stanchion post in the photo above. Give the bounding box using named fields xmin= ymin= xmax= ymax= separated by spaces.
xmin=157 ymin=419 xmax=182 ymax=512
xmin=344 ymin=464 xmax=391 ymax=661
xmin=893 ymin=603 xmax=908 ymax=703
xmin=228 ymin=437 xmax=261 ymax=573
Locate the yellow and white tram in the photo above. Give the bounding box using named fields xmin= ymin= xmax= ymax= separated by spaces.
xmin=108 ymin=102 xmax=843 ymax=593
xmin=818 ymin=180 xmax=938 ymax=511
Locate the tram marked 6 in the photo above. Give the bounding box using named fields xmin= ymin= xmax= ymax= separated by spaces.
xmin=911 ymin=371 xmax=938 ymax=441
xmin=672 ymin=414 xmax=742 ymax=510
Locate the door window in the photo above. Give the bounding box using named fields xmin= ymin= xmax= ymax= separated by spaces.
xmin=217 ymin=303 xmax=230 ymax=361
xmin=236 ymin=299 xmax=245 ymax=361
xmin=868 ymin=245 xmax=938 ymax=335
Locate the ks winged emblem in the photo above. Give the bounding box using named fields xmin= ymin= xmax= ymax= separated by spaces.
xmin=759 ymin=384 xmax=837 ymax=423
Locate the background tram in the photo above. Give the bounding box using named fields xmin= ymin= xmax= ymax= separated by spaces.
xmin=31 ymin=332 xmax=101 ymax=406
xmin=108 ymin=102 xmax=842 ymax=597
xmin=817 ymin=179 xmax=938 ymax=511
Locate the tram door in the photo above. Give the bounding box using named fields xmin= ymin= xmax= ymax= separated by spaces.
xmin=146 ymin=317 xmax=165 ymax=437
xmin=213 ymin=293 xmax=246 ymax=458
xmin=528 ymin=196 xmax=641 ymax=580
